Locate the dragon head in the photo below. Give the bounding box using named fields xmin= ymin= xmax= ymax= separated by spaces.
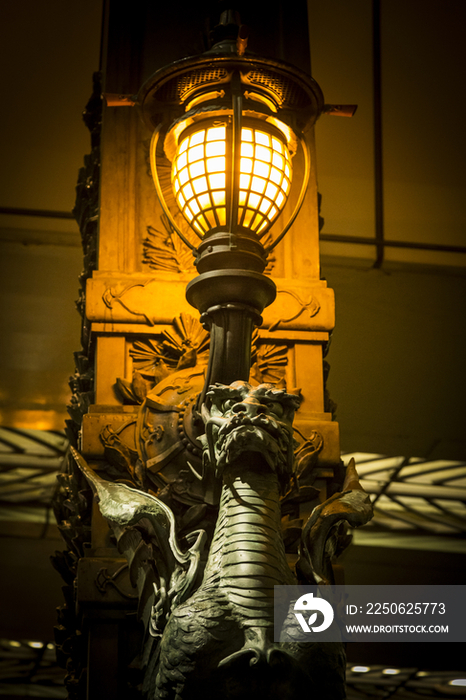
xmin=199 ymin=381 xmax=301 ymax=486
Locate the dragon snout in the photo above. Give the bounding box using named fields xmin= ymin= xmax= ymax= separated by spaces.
xmin=230 ymin=402 xmax=268 ymax=417
xmin=221 ymin=412 xmax=273 ymax=433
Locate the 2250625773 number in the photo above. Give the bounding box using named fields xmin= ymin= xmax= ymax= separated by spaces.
xmin=366 ymin=602 xmax=446 ymax=614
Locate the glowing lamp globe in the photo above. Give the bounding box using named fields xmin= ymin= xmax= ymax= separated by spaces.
xmin=170 ymin=120 xmax=292 ymax=239
xmin=139 ymin=39 xmax=326 ymax=278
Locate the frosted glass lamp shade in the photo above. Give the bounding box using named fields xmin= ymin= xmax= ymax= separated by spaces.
xmin=171 ymin=120 xmax=292 ymax=239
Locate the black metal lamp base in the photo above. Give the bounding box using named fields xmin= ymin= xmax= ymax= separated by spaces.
xmin=186 ymin=267 xmax=276 ymax=404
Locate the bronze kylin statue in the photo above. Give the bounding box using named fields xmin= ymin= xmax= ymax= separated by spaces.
xmin=73 ymin=377 xmax=372 ymax=699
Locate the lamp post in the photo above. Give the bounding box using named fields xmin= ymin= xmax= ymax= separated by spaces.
xmin=57 ymin=8 xmax=366 ymax=699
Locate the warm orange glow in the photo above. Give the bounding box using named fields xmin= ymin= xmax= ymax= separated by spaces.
xmin=171 ymin=122 xmax=292 ymax=237
xmin=2 ymin=409 xmax=65 ymax=431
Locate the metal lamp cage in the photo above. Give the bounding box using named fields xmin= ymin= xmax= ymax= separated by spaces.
xmin=169 ymin=118 xmax=292 ymax=239
xmin=140 ymin=53 xmax=325 ymax=255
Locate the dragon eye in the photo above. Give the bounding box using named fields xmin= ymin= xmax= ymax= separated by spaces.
xmin=266 ymin=401 xmax=284 ymax=418
xmin=222 ymin=398 xmax=238 ymax=412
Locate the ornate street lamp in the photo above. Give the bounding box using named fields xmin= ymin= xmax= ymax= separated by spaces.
xmin=60 ymin=11 xmax=370 ymax=700
xmin=133 ymin=11 xmax=337 ymax=396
